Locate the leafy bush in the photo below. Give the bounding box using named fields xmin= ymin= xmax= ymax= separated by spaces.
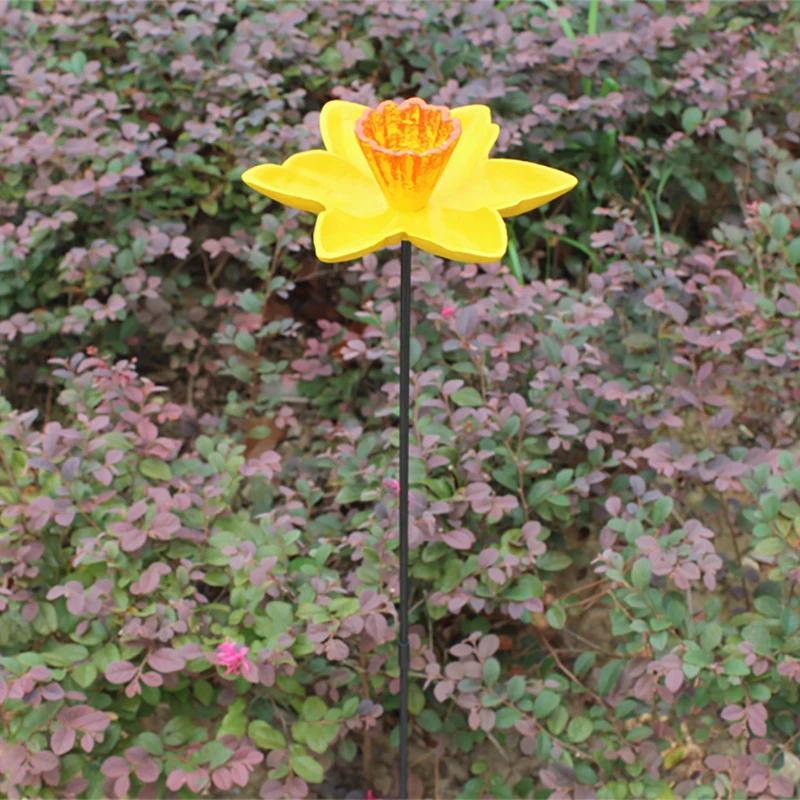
xmin=2 ymin=1 xmax=800 ymax=798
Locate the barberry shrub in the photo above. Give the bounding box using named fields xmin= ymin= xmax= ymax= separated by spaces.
xmin=2 ymin=1 xmax=800 ymax=798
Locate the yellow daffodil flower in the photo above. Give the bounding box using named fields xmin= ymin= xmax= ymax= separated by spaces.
xmin=242 ymin=97 xmax=578 ymax=264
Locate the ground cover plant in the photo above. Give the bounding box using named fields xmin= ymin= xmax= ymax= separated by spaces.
xmin=1 ymin=0 xmax=800 ymax=798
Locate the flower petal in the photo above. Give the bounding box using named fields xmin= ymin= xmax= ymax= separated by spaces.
xmin=314 ymin=208 xmax=400 ymax=263
xmin=319 ymin=100 xmax=373 ymax=177
xmin=404 ymin=207 xmax=507 ymax=263
xmin=433 ymin=158 xmax=579 ymax=216
xmin=242 ymin=150 xmax=385 ymax=216
xmin=434 ymin=105 xmax=499 ymax=196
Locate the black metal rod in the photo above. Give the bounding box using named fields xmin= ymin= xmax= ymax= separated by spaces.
xmin=398 ymin=239 xmax=411 ymax=800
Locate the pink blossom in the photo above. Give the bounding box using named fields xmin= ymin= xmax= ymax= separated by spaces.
xmin=441 ymin=305 xmax=456 ymax=317
xmin=216 ymin=639 xmax=251 ymax=677
xmin=382 ymin=478 xmax=400 ymax=495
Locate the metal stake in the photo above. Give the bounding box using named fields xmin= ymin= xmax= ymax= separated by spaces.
xmin=398 ymin=240 xmax=411 ymax=800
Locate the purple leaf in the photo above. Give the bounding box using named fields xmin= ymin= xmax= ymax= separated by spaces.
xmin=148 ymin=648 xmax=186 ymax=674
xmin=135 ymin=760 xmax=160 ymax=783
xmin=101 ymin=756 xmax=130 ymax=778
xmin=212 ymin=767 xmax=233 ymax=791
xmin=455 ymin=306 xmax=478 ymax=337
xmin=772 ymin=775 xmax=794 ymax=798
xmin=30 ymin=750 xmax=59 ymax=772
xmin=664 ymin=669 xmax=684 ymax=693
xmin=141 ymin=671 xmax=164 ymax=687
xmin=561 ymin=344 xmax=579 ymax=366
xmin=105 ymin=661 xmax=138 ymax=684
xmin=478 ymin=634 xmax=500 ymax=660
xmin=325 ymin=638 xmax=348 ymax=661
xmin=442 ymin=528 xmax=475 ymax=550
xmin=51 ymin=728 xmax=76 ymax=755
xmin=704 ymin=755 xmax=730 ymax=772
xmin=720 ymin=704 xmax=744 ymax=721
xmin=479 ymin=708 xmax=496 ymax=732
xmin=114 ymin=775 xmax=131 ymax=798
xmin=434 ymin=680 xmax=455 ymax=702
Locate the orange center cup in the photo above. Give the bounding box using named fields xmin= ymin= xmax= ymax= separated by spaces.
xmin=355 ymin=98 xmax=462 ymax=212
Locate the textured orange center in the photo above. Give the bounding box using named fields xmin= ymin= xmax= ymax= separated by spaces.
xmin=355 ymin=98 xmax=461 ymax=211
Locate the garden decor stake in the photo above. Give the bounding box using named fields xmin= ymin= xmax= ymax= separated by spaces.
xmin=243 ymin=96 xmax=578 ymax=800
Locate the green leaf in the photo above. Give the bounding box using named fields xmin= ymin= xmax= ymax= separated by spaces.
xmin=772 ymin=213 xmax=790 ymax=240
xmin=218 ymin=698 xmax=247 ymax=738
xmin=651 ymin=496 xmax=673 ymax=526
xmin=788 ymin=238 xmax=800 ymax=266
xmin=541 ymin=336 xmax=562 ymax=364
xmin=700 ymin=622 xmax=723 ymax=651
xmin=681 ymin=107 xmax=702 ymax=133
xmin=744 ymin=128 xmax=763 ymax=151
xmin=334 ymin=483 xmax=364 ymax=504
xmin=627 ymin=725 xmax=653 ymax=741
xmin=451 ymin=387 xmax=483 ymax=407
xmin=408 ymin=682 xmax=425 ymax=715
xmin=20 ymin=702 xmax=60 ymax=738
xmin=742 ymin=623 xmax=771 ymax=656
xmin=292 ymin=753 xmax=324 ymax=784
xmin=495 ymin=707 xmax=522 ymax=730
xmin=41 ymin=644 xmax=89 ymax=667
xmin=506 ymin=675 xmax=526 ymax=702
xmin=567 ymin=716 xmax=593 ymax=743
xmin=760 ymin=492 xmax=779 ymax=521
xmin=752 ymin=537 xmax=786 ymax=557
xmin=533 ymin=689 xmax=560 ymax=718
xmin=547 ymin=705 xmax=569 ymax=735
xmin=754 ymin=595 xmax=782 ymax=618
xmin=409 ymin=337 xmax=422 ymax=369
xmin=338 ymin=738 xmax=358 ymax=762
xmin=302 ymin=696 xmax=327 ymax=723
xmin=72 ymin=662 xmax=97 ymax=688
xmin=32 ymin=602 xmax=58 ymax=636
xmin=501 ymin=415 xmax=521 ymax=437
xmin=197 ymin=741 xmax=233 ymax=770
xmin=163 ymin=716 xmax=196 ymax=747
xmin=483 ymin=657 xmax=501 ymax=686
xmin=305 ymin=724 xmax=337 ymax=754
xmin=622 ymin=333 xmax=656 ymax=351
xmin=574 ymin=652 xmax=596 ymax=676
xmin=139 ymin=458 xmax=172 ymax=482
xmin=546 ymin=606 xmax=567 ymax=630
xmin=234 ymin=331 xmax=256 ymax=353
xmin=248 ymin=720 xmax=286 ymax=751
xmin=137 ymin=731 xmax=164 ymax=756
xmin=631 ymin=558 xmax=652 ymax=590
xmin=341 ymin=696 xmax=360 ymax=718
xmin=537 ymin=552 xmax=572 ymax=572
xmin=597 ymin=660 xmax=623 ymax=695
xmin=193 ymin=679 xmax=213 ymax=706
xmin=200 ymin=197 xmax=219 ymax=216
xmin=684 ymin=179 xmax=707 ymax=203
xmin=724 ymin=659 xmax=749 ymax=676
xmin=418 ymin=709 xmax=442 ymax=733
xmin=70 ymin=51 xmax=87 ymax=76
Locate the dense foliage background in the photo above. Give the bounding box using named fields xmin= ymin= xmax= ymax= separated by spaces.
xmin=1 ymin=0 xmax=800 ymax=798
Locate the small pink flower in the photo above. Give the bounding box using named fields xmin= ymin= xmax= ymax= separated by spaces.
xmin=366 ymin=792 xmax=382 ymax=800
xmin=441 ymin=305 xmax=456 ymax=318
xmin=216 ymin=639 xmax=251 ymax=677
xmin=382 ymin=478 xmax=400 ymax=495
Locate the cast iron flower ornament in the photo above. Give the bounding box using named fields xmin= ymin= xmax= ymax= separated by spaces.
xmin=243 ymin=97 xmax=578 ymax=800
xmin=242 ymin=97 xmax=578 ymax=263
